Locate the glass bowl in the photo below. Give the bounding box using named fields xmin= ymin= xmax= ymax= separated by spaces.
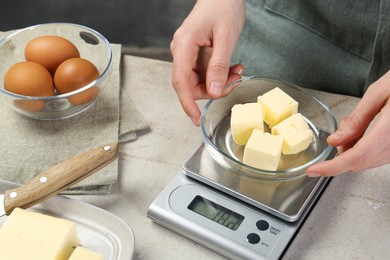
xmin=200 ymin=77 xmax=337 ymax=181
xmin=0 ymin=23 xmax=112 ymax=120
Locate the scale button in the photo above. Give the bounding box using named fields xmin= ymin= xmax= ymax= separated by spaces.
xmin=256 ymin=220 xmax=270 ymax=231
xmin=246 ymin=233 xmax=260 ymax=244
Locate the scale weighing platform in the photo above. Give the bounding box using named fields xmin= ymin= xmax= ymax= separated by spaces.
xmin=148 ymin=144 xmax=337 ymax=259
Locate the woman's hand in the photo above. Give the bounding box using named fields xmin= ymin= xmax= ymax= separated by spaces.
xmin=307 ymin=70 xmax=390 ymax=177
xmin=170 ymin=0 xmax=246 ymax=126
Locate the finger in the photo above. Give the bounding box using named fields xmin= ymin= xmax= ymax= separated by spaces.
xmin=182 ymin=99 xmax=201 ymax=126
xmin=327 ymin=114 xmax=368 ymax=148
xmin=171 ymin=36 xmax=202 ymax=125
xmin=230 ymin=63 xmax=244 ymax=75
xmin=306 ymin=151 xmax=353 ymax=177
xmin=335 ymin=133 xmax=362 ymax=154
xmin=206 ymin=29 xmax=238 ymax=97
xmin=193 ymin=64 xmax=244 ymax=99
xmin=221 ymin=77 xmax=243 ymax=97
xmin=307 ymin=121 xmax=384 ymax=177
xmin=307 ymin=134 xmax=371 ymax=177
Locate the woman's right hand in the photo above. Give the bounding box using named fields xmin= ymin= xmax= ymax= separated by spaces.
xmin=170 ymin=0 xmax=246 ymax=126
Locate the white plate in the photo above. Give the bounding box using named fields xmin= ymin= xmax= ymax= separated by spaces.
xmin=0 ymin=180 xmax=135 ymax=260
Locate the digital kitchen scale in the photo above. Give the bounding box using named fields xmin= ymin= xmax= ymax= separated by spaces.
xmin=148 ymin=144 xmax=337 ymax=259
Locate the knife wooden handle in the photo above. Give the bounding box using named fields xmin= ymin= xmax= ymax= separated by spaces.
xmin=3 ymin=142 xmax=119 ymax=215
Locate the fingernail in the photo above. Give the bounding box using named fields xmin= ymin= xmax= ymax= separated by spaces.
xmin=210 ymin=81 xmax=224 ymax=95
xmin=190 ymin=115 xmax=200 ymax=126
xmin=307 ymin=172 xmax=321 ymax=177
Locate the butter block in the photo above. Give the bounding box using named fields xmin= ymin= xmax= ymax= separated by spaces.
xmin=230 ymin=103 xmax=264 ymax=145
xmin=69 ymin=246 xmax=104 ymax=260
xmin=271 ymin=113 xmax=314 ymax=154
xmin=243 ymin=129 xmax=283 ymax=171
xmin=257 ymin=87 xmax=298 ymax=127
xmin=0 ymin=208 xmax=80 ymax=260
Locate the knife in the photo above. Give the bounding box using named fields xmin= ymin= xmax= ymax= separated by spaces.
xmin=0 ymin=142 xmax=119 ymax=217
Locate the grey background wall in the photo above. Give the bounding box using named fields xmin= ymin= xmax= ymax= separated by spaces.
xmin=0 ymin=0 xmax=196 ymax=60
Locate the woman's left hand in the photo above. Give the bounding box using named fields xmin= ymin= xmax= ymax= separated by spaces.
xmin=307 ymin=70 xmax=390 ymax=177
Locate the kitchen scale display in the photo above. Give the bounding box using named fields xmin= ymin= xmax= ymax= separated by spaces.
xmin=148 ymin=144 xmax=337 ymax=259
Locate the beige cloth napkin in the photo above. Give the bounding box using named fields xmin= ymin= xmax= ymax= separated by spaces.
xmin=0 ymin=30 xmax=149 ymax=194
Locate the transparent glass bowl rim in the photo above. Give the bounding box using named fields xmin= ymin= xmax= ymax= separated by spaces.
xmin=0 ymin=22 xmax=113 ymax=100
xmin=200 ymin=76 xmax=338 ymax=177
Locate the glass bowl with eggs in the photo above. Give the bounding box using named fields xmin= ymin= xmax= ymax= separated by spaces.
xmin=0 ymin=23 xmax=112 ymax=120
xmin=200 ymin=77 xmax=338 ymax=181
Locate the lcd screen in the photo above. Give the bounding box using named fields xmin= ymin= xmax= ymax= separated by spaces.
xmin=188 ymin=196 xmax=244 ymax=231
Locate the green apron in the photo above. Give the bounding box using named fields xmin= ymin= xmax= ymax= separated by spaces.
xmin=232 ymin=0 xmax=386 ymax=97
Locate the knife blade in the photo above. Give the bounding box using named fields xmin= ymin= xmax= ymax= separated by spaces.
xmin=0 ymin=142 xmax=119 ymax=217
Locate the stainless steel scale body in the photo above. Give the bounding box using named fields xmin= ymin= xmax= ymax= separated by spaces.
xmin=148 ymin=144 xmax=336 ymax=259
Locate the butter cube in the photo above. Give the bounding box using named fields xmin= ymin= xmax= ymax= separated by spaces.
xmin=257 ymin=87 xmax=298 ymax=127
xmin=271 ymin=113 xmax=314 ymax=154
xmin=230 ymin=103 xmax=264 ymax=145
xmin=243 ymin=129 xmax=283 ymax=171
xmin=0 ymin=208 xmax=80 ymax=260
xmin=69 ymin=246 xmax=104 ymax=260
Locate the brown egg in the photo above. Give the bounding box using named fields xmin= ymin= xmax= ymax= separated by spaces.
xmin=13 ymin=99 xmax=46 ymax=112
xmin=25 ymin=35 xmax=80 ymax=75
xmin=4 ymin=61 xmax=54 ymax=112
xmin=68 ymin=86 xmax=100 ymax=105
xmin=54 ymin=58 xmax=100 ymax=105
xmin=4 ymin=61 xmax=54 ymax=96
